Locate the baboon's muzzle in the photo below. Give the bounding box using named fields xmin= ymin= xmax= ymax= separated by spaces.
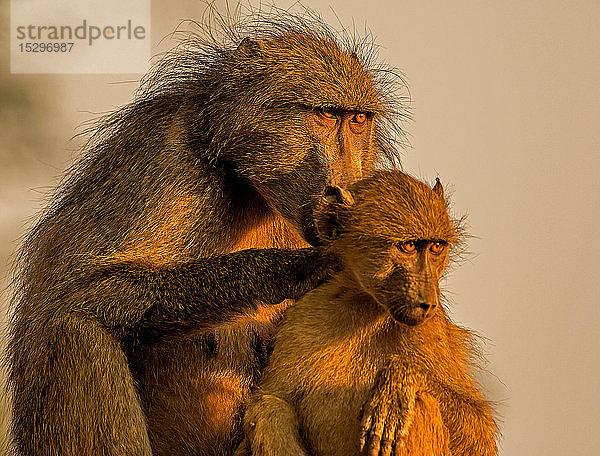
xmin=386 ymin=280 xmax=440 ymax=326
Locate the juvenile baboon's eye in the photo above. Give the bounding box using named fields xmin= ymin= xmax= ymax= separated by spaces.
xmin=352 ymin=112 xmax=367 ymax=124
xmin=399 ymin=241 xmax=416 ymax=253
xmin=320 ymin=108 xmax=336 ymax=119
xmin=429 ymin=242 xmax=445 ymax=254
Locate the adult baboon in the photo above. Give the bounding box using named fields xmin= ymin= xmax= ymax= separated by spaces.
xmin=236 ymin=171 xmax=498 ymax=456
xmin=8 ymin=11 xmax=405 ymax=456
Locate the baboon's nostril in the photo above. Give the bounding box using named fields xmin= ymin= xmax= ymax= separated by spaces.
xmin=418 ymin=302 xmax=433 ymax=312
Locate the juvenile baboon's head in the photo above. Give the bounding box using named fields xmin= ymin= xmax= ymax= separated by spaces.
xmin=147 ymin=11 xmax=406 ymax=244
xmin=316 ymin=171 xmax=460 ymax=325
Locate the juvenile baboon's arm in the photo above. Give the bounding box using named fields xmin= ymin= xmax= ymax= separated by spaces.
xmin=396 ymin=392 xmax=453 ymax=456
xmin=429 ymin=378 xmax=497 ymax=456
xmin=63 ymin=248 xmax=337 ymax=336
xmin=359 ymin=361 xmax=424 ymax=456
xmin=235 ymin=394 xmax=310 ymax=456
xmin=360 ymin=359 xmax=497 ymax=456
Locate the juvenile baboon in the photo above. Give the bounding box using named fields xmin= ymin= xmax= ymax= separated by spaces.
xmin=7 ymin=11 xmax=406 ymax=456
xmin=237 ymin=171 xmax=498 ymax=456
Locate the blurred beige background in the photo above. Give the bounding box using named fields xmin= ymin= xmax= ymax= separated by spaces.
xmin=1 ymin=1 xmax=599 ymax=455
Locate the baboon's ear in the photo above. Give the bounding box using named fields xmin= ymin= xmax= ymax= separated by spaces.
xmin=433 ymin=177 xmax=444 ymax=199
xmin=323 ymin=185 xmax=354 ymax=206
xmin=235 ymin=37 xmax=264 ymax=58
xmin=316 ymin=185 xmax=354 ymax=241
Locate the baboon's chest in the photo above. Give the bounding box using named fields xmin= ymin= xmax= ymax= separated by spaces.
xmin=294 ymin=343 xmax=380 ymax=456
xmin=300 ymin=385 xmax=371 ymax=456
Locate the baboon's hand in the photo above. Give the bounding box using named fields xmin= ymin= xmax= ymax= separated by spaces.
xmin=285 ymin=247 xmax=342 ymax=300
xmin=243 ymin=394 xmax=310 ymax=456
xmin=311 ymin=247 xmax=343 ymax=284
xmin=359 ymin=363 xmax=422 ymax=456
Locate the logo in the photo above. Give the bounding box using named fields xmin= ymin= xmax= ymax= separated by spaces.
xmin=11 ymin=0 xmax=151 ymax=74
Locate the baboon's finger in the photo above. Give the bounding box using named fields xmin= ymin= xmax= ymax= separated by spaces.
xmin=378 ymin=410 xmax=399 ymax=456
xmin=391 ymin=437 xmax=408 ymax=456
xmin=358 ymin=419 xmax=372 ymax=451
xmin=359 ymin=403 xmax=374 ymax=451
xmin=365 ymin=406 xmax=388 ymax=456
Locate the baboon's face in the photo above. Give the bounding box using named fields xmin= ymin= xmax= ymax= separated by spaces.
xmin=224 ymin=35 xmax=383 ymax=246
xmin=291 ymin=108 xmax=374 ymax=244
xmin=249 ymin=107 xmax=377 ymax=246
xmin=317 ymin=174 xmax=455 ymax=325
xmin=308 ymin=107 xmax=375 ymax=186
xmin=350 ymin=238 xmax=449 ymax=326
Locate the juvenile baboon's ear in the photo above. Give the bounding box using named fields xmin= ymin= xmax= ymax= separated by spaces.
xmin=323 ymin=185 xmax=354 ymax=206
xmin=235 ymin=37 xmax=264 ymax=58
xmin=433 ymin=177 xmax=444 ymax=199
xmin=316 ymin=185 xmax=354 ymax=241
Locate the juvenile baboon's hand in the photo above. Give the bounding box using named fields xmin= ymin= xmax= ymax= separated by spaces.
xmin=242 ymin=394 xmax=310 ymax=456
xmin=359 ymin=363 xmax=423 ymax=456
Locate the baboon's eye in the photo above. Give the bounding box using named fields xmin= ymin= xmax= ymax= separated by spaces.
xmin=320 ymin=108 xmax=336 ymax=119
xmin=429 ymin=242 xmax=445 ymax=254
xmin=399 ymin=241 xmax=417 ymax=253
xmin=352 ymin=112 xmax=367 ymax=124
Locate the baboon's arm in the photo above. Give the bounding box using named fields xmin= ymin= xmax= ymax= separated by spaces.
xmin=66 ymin=248 xmax=337 ymax=336
xmin=430 ymin=379 xmax=497 ymax=456
xmin=359 ymin=361 xmax=423 ymax=456
xmin=360 ymin=359 xmax=497 ymax=456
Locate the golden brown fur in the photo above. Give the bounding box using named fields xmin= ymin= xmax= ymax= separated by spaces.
xmin=236 ymin=171 xmax=497 ymax=456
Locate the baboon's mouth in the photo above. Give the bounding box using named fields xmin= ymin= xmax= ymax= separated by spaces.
xmin=389 ymin=305 xmax=430 ymax=326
